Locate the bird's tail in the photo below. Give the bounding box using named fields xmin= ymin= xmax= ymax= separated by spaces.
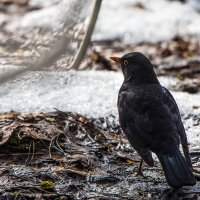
xmin=157 ymin=150 xmax=196 ymax=188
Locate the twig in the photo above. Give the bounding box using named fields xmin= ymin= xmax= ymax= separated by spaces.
xmin=25 ymin=141 xmax=32 ymax=165
xmin=55 ymin=135 xmax=66 ymax=155
xmin=49 ymin=132 xmax=61 ymax=158
xmin=30 ymin=140 xmax=35 ymax=163
xmin=0 ymin=153 xmax=47 ymax=157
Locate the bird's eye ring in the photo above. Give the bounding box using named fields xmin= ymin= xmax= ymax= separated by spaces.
xmin=124 ymin=60 xmax=128 ymax=66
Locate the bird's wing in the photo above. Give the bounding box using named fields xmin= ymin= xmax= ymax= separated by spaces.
xmin=118 ymin=86 xmax=187 ymax=166
xmin=161 ymin=87 xmax=193 ymax=169
xmin=118 ymin=90 xmax=154 ymax=166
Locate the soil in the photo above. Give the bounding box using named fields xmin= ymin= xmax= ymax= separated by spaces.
xmin=0 ymin=111 xmax=199 ymax=200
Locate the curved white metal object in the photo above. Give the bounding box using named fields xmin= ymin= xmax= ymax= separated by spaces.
xmin=0 ymin=0 xmax=102 ymax=84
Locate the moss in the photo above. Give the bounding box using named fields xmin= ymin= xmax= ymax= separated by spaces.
xmin=13 ymin=191 xmax=26 ymax=199
xmin=8 ymin=133 xmax=47 ymax=151
xmin=13 ymin=191 xmax=21 ymax=196
xmin=41 ymin=180 xmax=55 ymax=192
xmin=176 ymin=75 xmax=184 ymax=81
xmin=9 ymin=132 xmax=21 ymax=145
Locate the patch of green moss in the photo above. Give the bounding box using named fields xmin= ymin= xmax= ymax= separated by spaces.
xmin=13 ymin=191 xmax=21 ymax=196
xmin=13 ymin=191 xmax=27 ymax=199
xmin=41 ymin=180 xmax=55 ymax=192
xmin=176 ymin=75 xmax=184 ymax=81
xmin=9 ymin=132 xmax=21 ymax=145
xmin=9 ymin=133 xmax=44 ymax=147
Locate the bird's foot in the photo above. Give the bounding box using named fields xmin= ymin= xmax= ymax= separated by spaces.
xmin=135 ymin=159 xmax=145 ymax=177
xmin=136 ymin=168 xmax=145 ymax=177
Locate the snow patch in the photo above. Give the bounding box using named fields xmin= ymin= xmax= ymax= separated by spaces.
xmin=94 ymin=0 xmax=200 ymax=42
xmin=0 ymin=70 xmax=199 ymax=146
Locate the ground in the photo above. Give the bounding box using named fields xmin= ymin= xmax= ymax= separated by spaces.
xmin=0 ymin=111 xmax=199 ymax=199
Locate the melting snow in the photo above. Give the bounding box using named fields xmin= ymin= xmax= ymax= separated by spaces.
xmin=94 ymin=0 xmax=200 ymax=42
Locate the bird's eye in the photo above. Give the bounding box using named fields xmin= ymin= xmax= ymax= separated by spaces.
xmin=124 ymin=60 xmax=128 ymax=66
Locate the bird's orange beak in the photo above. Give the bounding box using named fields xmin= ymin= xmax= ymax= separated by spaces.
xmin=109 ymin=56 xmax=121 ymax=63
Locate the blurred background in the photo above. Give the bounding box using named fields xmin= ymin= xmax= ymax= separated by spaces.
xmin=0 ymin=0 xmax=200 ymax=115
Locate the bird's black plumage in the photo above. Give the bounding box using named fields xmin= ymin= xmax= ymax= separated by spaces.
xmin=115 ymin=52 xmax=196 ymax=188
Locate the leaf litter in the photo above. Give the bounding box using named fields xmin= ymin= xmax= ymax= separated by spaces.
xmin=0 ymin=110 xmax=199 ymax=199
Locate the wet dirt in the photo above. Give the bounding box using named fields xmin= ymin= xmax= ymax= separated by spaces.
xmin=0 ymin=111 xmax=199 ymax=199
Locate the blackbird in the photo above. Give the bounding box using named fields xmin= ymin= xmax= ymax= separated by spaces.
xmin=110 ymin=52 xmax=196 ymax=188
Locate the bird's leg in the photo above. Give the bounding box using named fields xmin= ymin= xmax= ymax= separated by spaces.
xmin=136 ymin=159 xmax=144 ymax=177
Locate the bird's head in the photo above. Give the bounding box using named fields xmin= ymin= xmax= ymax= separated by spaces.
xmin=110 ymin=52 xmax=159 ymax=85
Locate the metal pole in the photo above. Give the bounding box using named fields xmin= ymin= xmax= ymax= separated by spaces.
xmin=69 ymin=0 xmax=102 ymax=69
